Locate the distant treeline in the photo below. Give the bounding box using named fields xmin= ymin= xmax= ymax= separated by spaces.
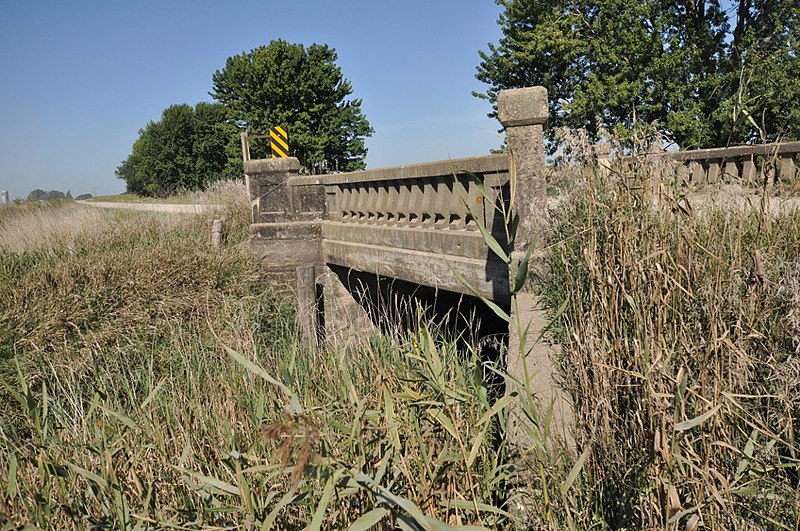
xmin=25 ymin=190 xmax=92 ymax=202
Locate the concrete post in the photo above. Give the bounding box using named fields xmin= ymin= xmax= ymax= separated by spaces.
xmin=245 ymin=157 xmax=325 ymax=346
xmin=211 ymin=219 xmax=223 ymax=248
xmin=723 ymin=159 xmax=740 ymax=181
xmin=594 ymin=143 xmax=612 ymax=177
xmin=742 ymin=157 xmax=757 ymax=184
xmin=497 ymin=87 xmax=573 ymax=444
xmin=780 ymin=154 xmax=797 ymax=182
xmin=0 ymin=191 xmax=8 ymax=204
xmin=690 ymin=161 xmax=706 ymax=183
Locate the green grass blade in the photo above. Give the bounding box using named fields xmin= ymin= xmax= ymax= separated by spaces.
xmin=448 ymin=264 xmax=511 ymax=322
xmin=348 ymin=507 xmax=390 ymax=531
xmin=512 ymin=243 xmax=533 ymax=294
xmin=560 ymin=448 xmax=589 ymax=496
xmin=308 ymin=473 xmax=337 ymax=530
xmin=220 ymin=342 xmax=291 ymax=397
xmin=68 ymin=463 xmax=109 ymax=489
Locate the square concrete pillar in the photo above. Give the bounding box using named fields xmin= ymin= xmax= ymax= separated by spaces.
xmin=498 ymin=86 xmax=573 ymax=444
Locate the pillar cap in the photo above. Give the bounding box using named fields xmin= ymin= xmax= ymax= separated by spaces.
xmin=244 ymin=157 xmax=300 ymax=174
xmin=497 ymin=86 xmax=548 ymax=128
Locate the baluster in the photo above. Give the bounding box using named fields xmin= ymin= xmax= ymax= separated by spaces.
xmin=742 ymin=156 xmax=757 ymax=184
xmin=780 ymin=154 xmax=797 ymax=182
xmin=354 ymin=183 xmax=368 ymax=221
xmin=386 ymin=180 xmax=400 ymax=225
xmin=723 ymin=159 xmax=740 ymax=182
xmin=432 ymin=176 xmax=448 ymax=226
xmin=397 ymin=181 xmax=412 ymax=225
xmin=690 ymin=161 xmax=705 ymax=183
xmin=338 ymin=184 xmax=352 ymax=221
xmin=366 ymin=184 xmax=379 ymax=221
xmin=418 ymin=179 xmax=434 ymax=226
xmin=446 ymin=175 xmax=467 ymax=229
xmin=675 ymin=163 xmax=690 ymax=187
xmin=374 ymin=182 xmax=389 ymax=223
xmin=707 ymin=159 xmax=721 ymax=184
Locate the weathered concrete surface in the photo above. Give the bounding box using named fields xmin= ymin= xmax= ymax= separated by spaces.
xmin=499 ymin=86 xmax=574 ymax=445
xmin=316 ymin=155 xmax=512 ymax=302
xmin=316 ymin=265 xmax=376 ymax=348
xmin=248 ymin=157 xmax=324 ymax=297
xmin=323 ymin=237 xmax=508 ymax=301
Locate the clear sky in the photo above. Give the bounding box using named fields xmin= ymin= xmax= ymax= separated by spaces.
xmin=0 ymin=1 xmax=505 ymax=199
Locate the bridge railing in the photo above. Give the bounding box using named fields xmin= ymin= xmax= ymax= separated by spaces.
xmin=611 ymin=141 xmax=800 ymax=185
xmin=286 ymin=155 xmax=512 ymax=300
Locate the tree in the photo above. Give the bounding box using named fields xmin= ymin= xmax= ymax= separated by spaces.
xmin=116 ymin=103 xmax=240 ymax=196
xmin=476 ymin=0 xmax=800 ymax=149
xmin=26 ymin=189 xmax=66 ymax=201
xmin=210 ymin=40 xmax=373 ymax=173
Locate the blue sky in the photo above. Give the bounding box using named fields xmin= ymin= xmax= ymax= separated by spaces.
xmin=0 ymin=1 xmax=504 ymax=198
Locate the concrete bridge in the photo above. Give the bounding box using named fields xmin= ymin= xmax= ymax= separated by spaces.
xmin=242 ymin=84 xmax=800 ymax=435
xmin=243 ymin=86 xmax=564 ymax=430
xmin=245 ymin=86 xmax=546 ymax=331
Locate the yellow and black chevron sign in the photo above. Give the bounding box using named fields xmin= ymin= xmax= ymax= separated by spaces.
xmin=269 ymin=126 xmax=289 ymax=158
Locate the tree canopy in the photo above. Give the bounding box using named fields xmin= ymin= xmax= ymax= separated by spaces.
xmin=210 ymin=39 xmax=373 ymax=173
xmin=476 ymin=0 xmax=800 ymax=149
xmin=26 ymin=189 xmax=70 ymax=202
xmin=116 ymin=103 xmax=240 ymax=196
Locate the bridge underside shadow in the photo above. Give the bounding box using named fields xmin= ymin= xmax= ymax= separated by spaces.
xmin=321 ymin=264 xmax=510 ymax=394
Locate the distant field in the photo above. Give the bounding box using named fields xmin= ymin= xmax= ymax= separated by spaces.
xmin=86 ymin=192 xmax=143 ymax=203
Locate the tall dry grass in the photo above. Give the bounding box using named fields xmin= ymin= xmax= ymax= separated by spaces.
xmin=0 ymin=201 xmax=110 ymax=253
xmin=0 ymin=199 xmax=514 ymax=529
xmin=4 ymin=166 xmax=798 ymax=528
xmin=540 ymin=157 xmax=800 ymax=527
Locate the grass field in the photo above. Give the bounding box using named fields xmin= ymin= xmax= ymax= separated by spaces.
xmin=1 ymin=171 xmax=799 ymax=529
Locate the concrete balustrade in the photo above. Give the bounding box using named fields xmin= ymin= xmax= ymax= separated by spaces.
xmin=289 ymin=155 xmax=513 ymax=300
xmin=614 ymin=141 xmax=800 ymax=185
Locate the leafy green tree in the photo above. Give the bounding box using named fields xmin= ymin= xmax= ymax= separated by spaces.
xmin=116 ymin=103 xmax=240 ymax=196
xmin=476 ymin=0 xmax=800 ymax=149
xmin=210 ymin=39 xmax=373 ymax=173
